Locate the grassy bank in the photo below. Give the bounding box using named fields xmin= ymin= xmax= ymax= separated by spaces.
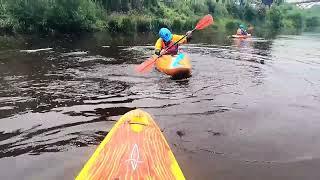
xmin=0 ymin=0 xmax=319 ymax=36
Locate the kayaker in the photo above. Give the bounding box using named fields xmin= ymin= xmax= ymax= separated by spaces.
xmin=154 ymin=28 xmax=192 ymax=56
xmin=236 ymin=24 xmax=248 ymax=35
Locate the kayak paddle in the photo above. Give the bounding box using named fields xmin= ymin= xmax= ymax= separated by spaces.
xmin=135 ymin=14 xmax=214 ymax=73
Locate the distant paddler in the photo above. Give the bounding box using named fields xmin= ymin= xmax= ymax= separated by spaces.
xmin=236 ymin=24 xmax=248 ymax=36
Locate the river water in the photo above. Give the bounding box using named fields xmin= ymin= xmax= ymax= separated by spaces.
xmin=0 ymin=31 xmax=320 ymax=179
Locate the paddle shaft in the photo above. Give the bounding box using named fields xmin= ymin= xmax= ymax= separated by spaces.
xmin=160 ymin=28 xmax=196 ymax=56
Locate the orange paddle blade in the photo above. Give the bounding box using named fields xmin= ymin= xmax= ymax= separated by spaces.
xmin=195 ymin=14 xmax=214 ymax=30
xmin=135 ymin=57 xmax=157 ymax=73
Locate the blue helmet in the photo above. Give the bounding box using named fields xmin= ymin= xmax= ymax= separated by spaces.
xmin=239 ymin=24 xmax=244 ymax=29
xmin=159 ymin=28 xmax=172 ymax=42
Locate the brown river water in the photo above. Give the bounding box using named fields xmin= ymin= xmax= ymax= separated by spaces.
xmin=0 ymin=31 xmax=320 ymax=179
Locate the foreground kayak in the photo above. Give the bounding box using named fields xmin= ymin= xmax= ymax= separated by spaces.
xmin=76 ymin=109 xmax=185 ymax=180
xmin=231 ymin=34 xmax=252 ymax=38
xmin=155 ymin=53 xmax=191 ymax=79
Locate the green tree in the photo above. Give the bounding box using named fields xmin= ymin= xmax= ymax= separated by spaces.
xmin=110 ymin=0 xmax=121 ymax=11
xmin=305 ymin=16 xmax=319 ymax=30
xmin=287 ymin=12 xmax=303 ymax=30
xmin=131 ymin=0 xmax=142 ymax=10
xmin=143 ymin=0 xmax=158 ymax=8
xmin=121 ymin=0 xmax=130 ymax=12
xmin=267 ymin=6 xmax=283 ymax=30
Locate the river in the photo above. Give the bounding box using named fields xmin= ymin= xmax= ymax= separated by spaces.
xmin=0 ymin=31 xmax=320 ymax=180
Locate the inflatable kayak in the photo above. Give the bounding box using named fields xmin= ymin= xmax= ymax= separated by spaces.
xmin=155 ymin=53 xmax=191 ymax=79
xmin=231 ymin=34 xmax=252 ymax=38
xmin=76 ymin=109 xmax=185 ymax=180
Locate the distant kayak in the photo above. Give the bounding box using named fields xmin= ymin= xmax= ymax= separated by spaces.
xmin=231 ymin=34 xmax=252 ymax=38
xmin=76 ymin=109 xmax=185 ymax=180
xmin=155 ymin=53 xmax=191 ymax=79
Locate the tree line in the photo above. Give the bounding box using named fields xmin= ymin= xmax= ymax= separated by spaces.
xmin=0 ymin=0 xmax=319 ymax=35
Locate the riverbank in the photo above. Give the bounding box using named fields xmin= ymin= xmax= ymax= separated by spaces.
xmin=0 ymin=1 xmax=319 ymax=37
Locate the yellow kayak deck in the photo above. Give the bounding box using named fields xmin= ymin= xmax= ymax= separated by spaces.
xmin=76 ymin=109 xmax=185 ymax=180
xmin=155 ymin=53 xmax=191 ymax=79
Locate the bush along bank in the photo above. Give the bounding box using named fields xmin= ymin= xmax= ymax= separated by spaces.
xmin=0 ymin=0 xmax=319 ymax=36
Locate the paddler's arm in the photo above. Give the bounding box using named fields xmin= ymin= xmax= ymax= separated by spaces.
xmin=172 ymin=32 xmax=192 ymax=44
xmin=154 ymin=38 xmax=162 ymax=55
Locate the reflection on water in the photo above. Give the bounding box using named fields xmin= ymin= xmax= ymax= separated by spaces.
xmin=1 ymin=32 xmax=320 ymax=180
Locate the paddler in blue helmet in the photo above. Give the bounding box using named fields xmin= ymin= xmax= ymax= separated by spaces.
xmin=236 ymin=24 xmax=248 ymax=35
xmin=154 ymin=28 xmax=192 ymax=56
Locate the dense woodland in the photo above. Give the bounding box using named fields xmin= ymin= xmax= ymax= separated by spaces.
xmin=0 ymin=0 xmax=319 ymax=35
